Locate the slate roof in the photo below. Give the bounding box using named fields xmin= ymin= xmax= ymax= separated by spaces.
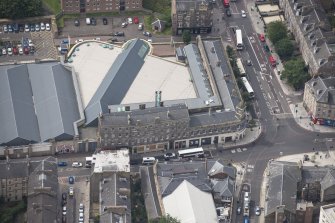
xmin=0 ymin=63 xmax=80 ymax=146
xmin=211 ymin=178 xmax=234 ymax=197
xmin=320 ymin=169 xmax=335 ymax=190
xmin=306 ymin=76 xmax=335 ymax=105
xmin=84 ymin=39 xmax=150 ymax=126
xmin=27 ymin=157 xmax=58 ymax=223
xmin=265 ymin=161 xmax=301 ymax=217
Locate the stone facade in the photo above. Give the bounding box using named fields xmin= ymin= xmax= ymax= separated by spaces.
xmin=279 ymin=0 xmax=335 ymax=76
xmin=171 ymin=0 xmax=213 ymax=35
xmin=61 ymin=0 xmax=142 ymax=14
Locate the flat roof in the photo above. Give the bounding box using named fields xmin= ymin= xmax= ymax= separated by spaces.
xmin=321 ymin=203 xmax=335 ymax=221
xmin=257 ymin=4 xmax=280 ymax=13
xmin=93 ymin=149 xmax=130 ymax=173
xmin=121 ymin=56 xmax=196 ymax=104
xmin=69 ymin=42 xmax=123 ymax=107
xmin=264 ymin=15 xmax=285 ymax=25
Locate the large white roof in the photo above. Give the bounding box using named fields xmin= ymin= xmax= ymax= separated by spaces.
xmin=163 ymin=180 xmax=217 ymax=223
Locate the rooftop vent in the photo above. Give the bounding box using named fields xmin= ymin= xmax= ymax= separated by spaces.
xmin=119 ymin=195 xmax=127 ymax=200
xmin=312 ymin=81 xmax=317 ymax=86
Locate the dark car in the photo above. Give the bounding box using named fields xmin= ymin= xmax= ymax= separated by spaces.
xmin=23 ymin=47 xmax=29 ymax=55
xmin=114 ymin=31 xmax=124 ymax=37
xmin=8 ymin=24 xmax=13 ymax=32
xmin=62 ymin=192 xmax=67 ymax=200
xmin=13 ymin=47 xmax=18 ymax=55
xmin=91 ymin=18 xmax=96 ymax=26
xmin=13 ymin=23 xmax=19 ymax=33
xmin=74 ymin=19 xmax=80 ymax=26
xmin=58 ymin=161 xmax=67 ymax=166
xmin=30 ymin=24 xmax=35 ymax=32
xmin=30 ymin=46 xmax=35 ymax=54
xmin=143 ymin=31 xmax=152 ymax=37
xmin=68 ymin=176 xmax=75 ymax=184
xmin=102 ymin=18 xmax=108 ymax=25
xmin=226 ymin=8 xmax=232 ymax=17
xmin=18 ymin=24 xmax=24 ymax=32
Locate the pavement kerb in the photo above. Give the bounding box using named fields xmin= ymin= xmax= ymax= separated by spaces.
xmin=259 ymin=166 xmax=268 ymax=223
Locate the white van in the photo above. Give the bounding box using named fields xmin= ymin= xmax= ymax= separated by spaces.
xmin=86 ymin=18 xmax=91 ymax=25
xmin=142 ymin=157 xmax=156 ymax=165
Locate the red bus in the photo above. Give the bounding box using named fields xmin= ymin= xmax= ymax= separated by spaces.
xmin=223 ymin=0 xmax=230 ymax=7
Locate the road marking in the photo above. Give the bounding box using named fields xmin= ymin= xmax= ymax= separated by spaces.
xmin=231 ymin=149 xmax=236 ymax=153
xmin=236 ymin=148 xmax=242 ymax=152
xmin=278 ymin=91 xmax=283 ymax=98
xmin=247 ymin=168 xmax=253 ymax=172
xmin=268 ymin=93 xmax=272 ymax=99
xmin=243 ymin=25 xmax=262 ymax=69
xmin=247 ymin=165 xmax=254 ymax=169
xmin=242 ymin=148 xmax=247 ymax=151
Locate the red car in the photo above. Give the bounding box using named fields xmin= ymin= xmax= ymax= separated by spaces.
xmin=13 ymin=47 xmax=18 ymax=55
xmin=133 ymin=17 xmax=139 ymax=24
xmin=24 ymin=47 xmax=29 ymax=55
xmin=259 ymin=34 xmax=265 ymax=42
xmin=269 ymin=55 xmax=276 ymax=67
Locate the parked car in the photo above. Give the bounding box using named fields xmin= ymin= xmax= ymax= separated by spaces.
xmin=226 ymin=8 xmax=231 ymax=17
xmin=8 ymin=24 xmax=13 ymax=32
xmin=241 ymin=10 xmax=247 ymax=18
xmin=255 ymin=206 xmax=261 ymax=216
xmin=237 ymin=206 xmax=242 ymax=215
xmin=18 ymin=46 xmax=23 ymax=55
xmin=24 ymin=24 xmax=30 ymax=32
xmin=110 ymin=38 xmax=118 ymax=43
xmin=79 ymin=212 xmax=84 ymax=222
xmin=79 ymin=203 xmax=84 ymax=213
xmin=72 ymin=162 xmax=83 ymax=168
xmin=164 ymin=152 xmax=176 ymax=160
xmin=13 ymin=47 xmax=18 ymax=55
xmin=127 ymin=17 xmax=133 ymax=24
xmin=68 ymin=176 xmax=75 ymax=184
xmin=114 ymin=31 xmax=124 ymax=37
xmin=143 ymin=31 xmax=152 ymax=37
xmin=138 ymin=23 xmax=143 ymax=30
xmin=62 ymin=192 xmax=67 ymax=201
xmin=121 ymin=22 xmax=127 ymax=28
xmin=69 ymin=187 xmax=74 ymax=196
xmin=30 ymin=24 xmax=35 ymax=32
xmin=269 ymin=55 xmax=277 ymax=67
xmin=62 ymin=206 xmax=67 ymax=215
xmin=7 ymin=47 xmax=12 ymax=56
xmin=46 ymin=23 xmax=51 ymax=31
xmin=102 ymin=18 xmax=108 ymax=25
xmin=58 ymin=161 xmax=67 ymax=166
xmin=19 ymin=24 xmax=24 ymax=32
xmin=35 ymin=23 xmax=40 ymax=31
xmin=2 ymin=48 xmax=6 ymax=55
xmin=13 ymin=23 xmax=19 ymax=33
xmin=133 ymin=16 xmax=139 ymax=24
xmin=91 ymin=18 xmax=96 ymax=26
xmin=259 ymin=34 xmax=265 ymax=42
xmin=3 ymin=25 xmax=8 ymax=33
xmin=75 ymin=19 xmax=80 ymax=26
xmin=24 ymin=47 xmax=29 ymax=55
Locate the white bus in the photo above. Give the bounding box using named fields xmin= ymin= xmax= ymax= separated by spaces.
xmin=178 ymin=147 xmax=204 ymax=158
xmin=236 ymin=29 xmax=243 ymax=50
xmin=241 ymin=77 xmax=254 ymax=98
xmin=236 ymin=58 xmax=246 ymax=76
xmin=142 ymin=157 xmax=156 ymax=165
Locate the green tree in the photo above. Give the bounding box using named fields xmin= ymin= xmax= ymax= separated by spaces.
xmin=0 ymin=0 xmax=42 ymax=19
xmin=281 ymin=58 xmax=310 ymax=90
xmin=267 ymin=21 xmax=287 ymax=44
xmin=182 ymin=30 xmax=191 ymax=44
xmin=274 ymin=38 xmax=294 ymax=60
xmin=149 ymin=214 xmax=181 ymax=223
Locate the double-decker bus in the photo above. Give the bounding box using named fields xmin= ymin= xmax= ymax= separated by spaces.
xmin=223 ymin=0 xmax=230 ymax=8
xmin=241 ymin=77 xmax=254 ymax=98
xmin=178 ymin=147 xmax=204 ymax=158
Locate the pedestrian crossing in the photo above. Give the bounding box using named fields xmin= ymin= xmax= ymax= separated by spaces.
xmin=239 ymin=162 xmax=255 ymax=173
xmin=231 ymin=147 xmax=248 ymax=153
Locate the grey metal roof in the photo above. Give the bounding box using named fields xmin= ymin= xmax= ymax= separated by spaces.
xmin=211 ymin=178 xmax=234 ymax=197
xmin=306 ymin=76 xmax=335 ymax=105
xmin=265 ymin=161 xmax=301 ymax=217
xmin=320 ymin=169 xmax=335 ymax=190
xmin=0 ymin=65 xmax=40 ymax=145
xmin=0 ymin=63 xmax=81 ymax=146
xmin=29 ymin=63 xmax=80 ymax=141
xmin=27 ymin=157 xmax=58 ymax=223
xmin=85 ymin=39 xmax=150 ymax=126
xmin=101 ymin=104 xmax=190 ymax=126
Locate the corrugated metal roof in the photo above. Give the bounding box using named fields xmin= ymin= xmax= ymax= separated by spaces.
xmin=85 ymin=38 xmax=150 ymax=125
xmin=0 ymin=63 xmax=80 ymax=146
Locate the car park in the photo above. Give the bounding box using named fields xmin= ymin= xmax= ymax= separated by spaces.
xmin=127 ymin=17 xmax=133 ymax=24
xmin=24 ymin=24 xmax=30 ymax=32
xmin=226 ymin=8 xmax=231 ymax=17
xmin=72 ymin=162 xmax=83 ymax=168
xmin=46 ymin=23 xmax=51 ymax=31
xmin=69 ymin=187 xmax=74 ymax=196
xmin=138 ymin=23 xmax=143 ymax=30
xmin=133 ymin=16 xmax=139 ymax=24
xmin=13 ymin=23 xmax=19 ymax=33
xmin=24 ymin=47 xmax=29 ymax=55
xmin=35 ymin=23 xmax=40 ymax=31
xmin=75 ymin=19 xmax=80 ymax=26
xmin=102 ymin=18 xmax=108 ymax=25
xmin=255 ymin=206 xmax=261 ymax=216
xmin=164 ymin=152 xmax=176 ymax=160
xmin=62 ymin=206 xmax=67 ymax=215
xmin=68 ymin=176 xmax=75 ymax=184
xmin=241 ymin=10 xmax=247 ymax=18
